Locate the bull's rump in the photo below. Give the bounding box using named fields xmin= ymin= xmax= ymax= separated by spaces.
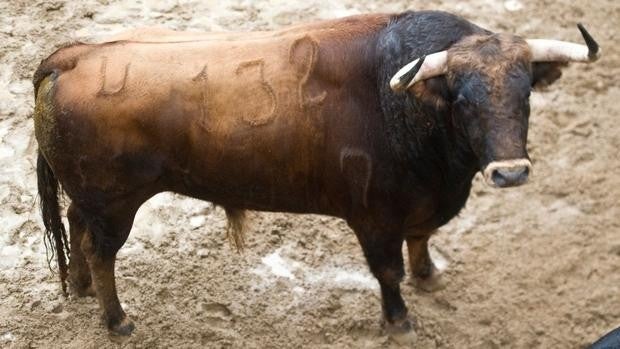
xmin=39 ymin=34 xmax=331 ymax=210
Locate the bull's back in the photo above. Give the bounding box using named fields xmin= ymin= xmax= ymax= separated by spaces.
xmin=35 ymin=29 xmax=345 ymax=212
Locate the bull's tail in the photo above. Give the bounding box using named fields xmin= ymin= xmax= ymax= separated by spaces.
xmin=37 ymin=152 xmax=70 ymax=295
xmin=224 ymin=207 xmax=246 ymax=251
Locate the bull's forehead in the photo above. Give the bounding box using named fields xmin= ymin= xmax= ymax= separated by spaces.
xmin=447 ymin=34 xmax=532 ymax=76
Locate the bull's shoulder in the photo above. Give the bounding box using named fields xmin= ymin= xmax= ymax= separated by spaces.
xmin=280 ymin=13 xmax=391 ymax=36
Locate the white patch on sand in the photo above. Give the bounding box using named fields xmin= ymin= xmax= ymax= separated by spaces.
xmin=0 ymin=245 xmax=22 ymax=269
xmin=252 ymin=245 xmax=378 ymax=291
xmin=133 ymin=193 xmax=206 ymax=240
xmin=120 ymin=240 xmax=145 ymax=255
xmin=0 ymin=209 xmax=33 ymax=270
xmin=504 ymin=0 xmax=523 ymax=11
xmin=0 ymin=332 xmax=15 ymax=342
xmin=8 ymin=79 xmax=31 ymax=95
xmin=306 ymin=268 xmax=378 ymax=290
xmin=126 ymin=193 xmax=225 ymax=258
xmin=261 ymin=250 xmax=296 ymax=280
xmin=189 ymin=215 xmax=206 ymax=229
xmin=0 ymin=64 xmax=15 ymax=116
xmin=430 ymin=247 xmax=449 ymax=272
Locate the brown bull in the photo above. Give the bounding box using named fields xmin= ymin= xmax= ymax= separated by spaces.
xmin=33 ymin=11 xmax=599 ymax=337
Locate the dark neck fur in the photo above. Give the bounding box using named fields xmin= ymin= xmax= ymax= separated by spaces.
xmin=373 ymin=11 xmax=489 ymax=223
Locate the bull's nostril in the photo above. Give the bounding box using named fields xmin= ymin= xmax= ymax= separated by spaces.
xmin=491 ymin=169 xmax=505 ymax=186
xmin=521 ymin=166 xmax=530 ymax=178
xmin=491 ymin=166 xmax=530 ymax=187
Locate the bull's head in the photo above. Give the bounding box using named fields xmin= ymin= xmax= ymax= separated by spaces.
xmin=390 ymin=24 xmax=600 ymax=188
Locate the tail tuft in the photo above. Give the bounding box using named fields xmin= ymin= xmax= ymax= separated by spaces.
xmin=37 ymin=152 xmax=70 ymax=295
xmin=224 ymin=207 xmax=246 ymax=251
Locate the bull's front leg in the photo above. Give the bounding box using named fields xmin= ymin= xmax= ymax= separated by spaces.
xmin=351 ymin=225 xmax=413 ymax=336
xmin=406 ymin=233 xmax=445 ymax=292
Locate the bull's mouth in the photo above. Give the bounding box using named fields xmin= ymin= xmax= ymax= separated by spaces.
xmin=482 ymin=159 xmax=532 ymax=188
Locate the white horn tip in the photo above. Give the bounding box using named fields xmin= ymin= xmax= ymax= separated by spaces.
xmin=389 ymin=76 xmax=404 ymax=91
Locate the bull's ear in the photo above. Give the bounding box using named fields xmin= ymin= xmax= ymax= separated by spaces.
xmin=408 ymin=76 xmax=450 ymax=110
xmin=531 ymin=62 xmax=568 ymax=89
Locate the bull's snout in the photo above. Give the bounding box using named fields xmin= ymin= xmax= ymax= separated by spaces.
xmin=483 ymin=159 xmax=532 ymax=188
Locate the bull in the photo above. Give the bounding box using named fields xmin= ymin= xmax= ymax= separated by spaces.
xmin=32 ymin=11 xmax=600 ymax=337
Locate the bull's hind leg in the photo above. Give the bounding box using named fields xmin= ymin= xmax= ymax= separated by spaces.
xmin=67 ymin=204 xmax=95 ymax=297
xmin=79 ymin=197 xmax=143 ymax=336
xmin=406 ymin=233 xmax=445 ymax=292
xmin=82 ymin=217 xmax=133 ymax=335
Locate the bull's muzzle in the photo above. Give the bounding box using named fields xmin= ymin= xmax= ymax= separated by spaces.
xmin=483 ymin=159 xmax=532 ymax=188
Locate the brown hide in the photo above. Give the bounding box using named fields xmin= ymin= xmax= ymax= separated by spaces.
xmin=36 ymin=14 xmax=392 ymax=217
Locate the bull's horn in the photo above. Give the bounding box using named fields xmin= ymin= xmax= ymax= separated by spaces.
xmin=390 ymin=50 xmax=448 ymax=91
xmin=527 ymin=24 xmax=601 ymax=63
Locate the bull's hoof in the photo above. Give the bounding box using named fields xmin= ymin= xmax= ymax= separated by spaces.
xmin=109 ymin=317 xmax=135 ymax=336
xmin=385 ymin=317 xmax=412 ymax=333
xmin=411 ymin=265 xmax=446 ymax=292
xmin=385 ymin=318 xmax=417 ymax=346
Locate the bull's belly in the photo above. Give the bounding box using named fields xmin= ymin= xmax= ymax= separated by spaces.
xmin=172 ymin=178 xmax=324 ymax=214
xmin=164 ymin=154 xmax=332 ymax=214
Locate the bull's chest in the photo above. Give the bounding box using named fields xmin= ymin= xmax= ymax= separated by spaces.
xmin=404 ymin=173 xmax=475 ymax=233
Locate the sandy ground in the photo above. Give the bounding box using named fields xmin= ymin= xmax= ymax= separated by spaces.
xmin=1 ymin=0 xmax=619 ymax=348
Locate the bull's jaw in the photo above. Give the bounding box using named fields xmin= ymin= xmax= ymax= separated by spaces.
xmin=482 ymin=158 xmax=532 ymax=188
